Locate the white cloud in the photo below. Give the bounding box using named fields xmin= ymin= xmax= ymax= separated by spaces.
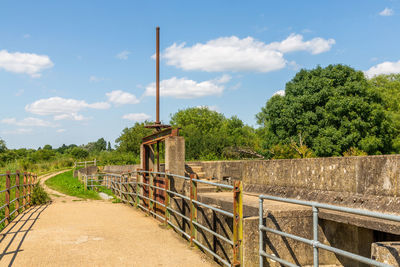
xmin=23 ymin=34 xmax=31 ymax=39
xmin=273 ymin=90 xmax=285 ymax=97
xmin=116 ymin=50 xmax=131 ymax=60
xmin=56 ymin=129 xmax=66 ymax=133
xmin=379 ymin=8 xmax=394 ymax=16
xmin=89 ymin=75 xmax=104 ymax=82
xmin=0 ymin=50 xmax=53 ymax=77
xmin=106 ymin=90 xmax=140 ymax=105
xmin=122 ymin=113 xmax=151 ymax=122
xmin=1 ymin=117 xmax=54 ymax=127
xmin=266 ymin=34 xmax=335 ymax=55
xmin=25 ymin=97 xmax=110 ymax=121
xmin=364 ymin=60 xmax=400 ymax=78
xmin=145 ymin=75 xmax=230 ymax=99
xmin=161 ymin=34 xmax=334 ymax=73
xmin=2 ymin=128 xmax=33 ymax=135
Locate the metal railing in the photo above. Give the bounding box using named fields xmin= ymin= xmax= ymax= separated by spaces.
xmin=0 ymin=171 xmax=37 ymax=229
xmin=83 ymin=170 xmax=243 ymax=266
xmin=258 ymin=195 xmax=400 ymax=267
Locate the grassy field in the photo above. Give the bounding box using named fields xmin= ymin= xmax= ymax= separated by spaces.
xmin=45 ymin=170 xmax=101 ymax=199
xmin=45 ymin=170 xmax=115 ymax=200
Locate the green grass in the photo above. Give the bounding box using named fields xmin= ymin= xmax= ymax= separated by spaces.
xmin=45 ymin=170 xmax=101 ymax=200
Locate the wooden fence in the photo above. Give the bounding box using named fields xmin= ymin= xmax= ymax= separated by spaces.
xmin=0 ymin=171 xmax=37 ymax=229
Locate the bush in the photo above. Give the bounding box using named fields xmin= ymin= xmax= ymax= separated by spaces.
xmin=31 ymin=181 xmax=51 ymax=205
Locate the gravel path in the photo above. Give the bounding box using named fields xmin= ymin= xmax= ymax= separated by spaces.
xmin=0 ymin=171 xmax=216 ymax=266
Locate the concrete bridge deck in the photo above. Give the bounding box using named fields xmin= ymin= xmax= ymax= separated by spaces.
xmin=0 ymin=172 xmax=216 ymax=267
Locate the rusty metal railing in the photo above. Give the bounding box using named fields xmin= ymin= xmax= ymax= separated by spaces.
xmin=0 ymin=171 xmax=37 ymax=229
xmin=259 ymin=195 xmax=400 ymax=267
xmin=84 ymin=170 xmax=243 ymax=266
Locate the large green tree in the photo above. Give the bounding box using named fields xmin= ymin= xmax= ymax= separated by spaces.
xmin=256 ymin=65 xmax=394 ymax=157
xmin=0 ymin=138 xmax=6 ymax=153
xmin=115 ymin=122 xmax=153 ymax=156
xmin=369 ymin=74 xmax=400 ymax=152
xmin=171 ymin=107 xmax=260 ymax=160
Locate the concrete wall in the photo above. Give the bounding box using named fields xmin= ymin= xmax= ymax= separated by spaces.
xmin=103 ymin=164 xmax=140 ymax=174
xmin=189 ymin=155 xmax=400 ymax=214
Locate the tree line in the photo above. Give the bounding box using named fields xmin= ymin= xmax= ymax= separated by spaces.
xmin=1 ymin=64 xmax=400 ymax=171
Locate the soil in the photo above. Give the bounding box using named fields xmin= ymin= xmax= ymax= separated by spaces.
xmin=0 ymin=171 xmax=217 ymax=266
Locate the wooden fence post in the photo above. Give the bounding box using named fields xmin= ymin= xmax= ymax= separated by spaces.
xmin=149 ymin=170 xmax=154 ymax=216
xmin=233 ymin=180 xmax=243 ymax=266
xmin=164 ymin=170 xmax=170 ymax=226
xmin=23 ymin=172 xmax=27 ymax=210
xmin=27 ymin=173 xmax=31 ymax=207
xmin=15 ymin=171 xmax=20 ymax=216
xmin=135 ymin=170 xmax=140 ymax=208
xmin=189 ymin=174 xmax=198 ymax=247
xmin=5 ymin=171 xmax=10 ymax=226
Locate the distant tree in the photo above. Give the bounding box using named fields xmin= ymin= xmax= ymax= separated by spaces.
xmin=0 ymin=138 xmax=6 ymax=153
xmin=107 ymin=142 xmax=112 ymax=151
xmin=69 ymin=147 xmax=89 ymax=159
xmin=256 ymin=65 xmax=394 ymax=157
xmin=43 ymin=144 xmax=53 ymax=150
xmin=116 ymin=122 xmax=153 ymax=155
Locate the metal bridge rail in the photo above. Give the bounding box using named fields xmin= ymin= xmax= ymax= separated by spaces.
xmin=0 ymin=171 xmax=37 ymax=229
xmin=83 ymin=170 xmax=243 ymax=266
xmin=258 ymin=194 xmax=400 ymax=267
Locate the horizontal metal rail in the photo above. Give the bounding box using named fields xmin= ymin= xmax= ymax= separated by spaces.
xmin=258 ymin=195 xmax=399 ymax=267
xmin=83 ymin=170 xmax=243 ymax=266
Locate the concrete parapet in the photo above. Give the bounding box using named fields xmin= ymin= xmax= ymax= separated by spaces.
xmin=371 ymin=241 xmax=400 ymax=265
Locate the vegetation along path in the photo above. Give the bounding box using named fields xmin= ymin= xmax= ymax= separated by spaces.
xmin=0 ymin=171 xmax=216 ymax=266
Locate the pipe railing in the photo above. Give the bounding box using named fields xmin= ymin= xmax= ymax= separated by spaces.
xmin=258 ymin=194 xmax=400 ymax=267
xmin=83 ymin=170 xmax=243 ymax=267
xmin=0 ymin=171 xmax=37 ymax=229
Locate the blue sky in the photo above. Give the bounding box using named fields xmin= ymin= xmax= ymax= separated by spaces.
xmin=1 ymin=1 xmax=400 ymax=149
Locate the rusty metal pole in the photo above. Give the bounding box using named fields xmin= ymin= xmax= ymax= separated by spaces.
xmin=189 ymin=174 xmax=197 ymax=247
xmin=23 ymin=172 xmax=27 ymax=210
xmin=164 ymin=170 xmax=170 ymax=226
xmin=157 ymin=14 xmax=162 ymax=104
xmin=233 ymin=180 xmax=243 ymax=266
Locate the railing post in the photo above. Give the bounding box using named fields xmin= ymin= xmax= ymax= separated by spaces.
xmin=259 ymin=197 xmax=264 ymax=267
xmin=5 ymin=171 xmax=10 ymax=226
xmin=27 ymin=173 xmax=31 ymax=206
xmin=164 ymin=170 xmax=170 ymax=226
xmin=136 ymin=170 xmax=140 ymax=208
xmin=23 ymin=172 xmax=27 ymax=210
xmin=149 ymin=169 xmax=154 ymax=216
xmin=84 ymin=175 xmax=87 ymax=191
xmin=233 ymin=180 xmax=243 ymax=266
xmin=313 ymin=206 xmax=319 ymax=267
xmin=189 ymin=174 xmax=197 ymax=247
xmin=15 ymin=171 xmax=20 ymax=216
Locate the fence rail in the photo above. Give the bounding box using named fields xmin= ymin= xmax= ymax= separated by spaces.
xmin=74 ymin=159 xmax=96 ymax=168
xmin=258 ymin=195 xmax=400 ymax=267
xmin=83 ymin=170 xmax=243 ymax=267
xmin=0 ymin=171 xmax=37 ymax=229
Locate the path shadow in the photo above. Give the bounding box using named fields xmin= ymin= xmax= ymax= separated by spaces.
xmin=0 ymin=204 xmax=49 ymax=266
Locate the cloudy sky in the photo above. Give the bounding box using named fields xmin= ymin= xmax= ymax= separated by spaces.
xmin=1 ymin=1 xmax=399 ymax=149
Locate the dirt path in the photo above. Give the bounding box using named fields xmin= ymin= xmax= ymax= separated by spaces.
xmin=0 ymin=171 xmax=216 ymax=267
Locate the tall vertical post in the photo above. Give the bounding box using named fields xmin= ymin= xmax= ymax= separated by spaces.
xmin=156 ymin=26 xmax=160 ymax=125
xmin=5 ymin=171 xmax=10 ymax=226
xmin=23 ymin=172 xmax=27 ymax=210
xmin=27 ymin=173 xmax=31 ymax=206
xmin=136 ymin=170 xmax=141 ymax=208
xmin=149 ymin=169 xmax=154 ymax=216
xmin=313 ymin=206 xmax=319 ymax=267
xmin=84 ymin=175 xmax=87 ymax=191
xmin=233 ymin=180 xmax=243 ymax=266
xmin=164 ymin=170 xmax=170 ymax=225
xmin=15 ymin=171 xmax=20 ymax=216
xmin=259 ymin=198 xmax=264 ymax=267
xmin=189 ymin=174 xmax=197 ymax=247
